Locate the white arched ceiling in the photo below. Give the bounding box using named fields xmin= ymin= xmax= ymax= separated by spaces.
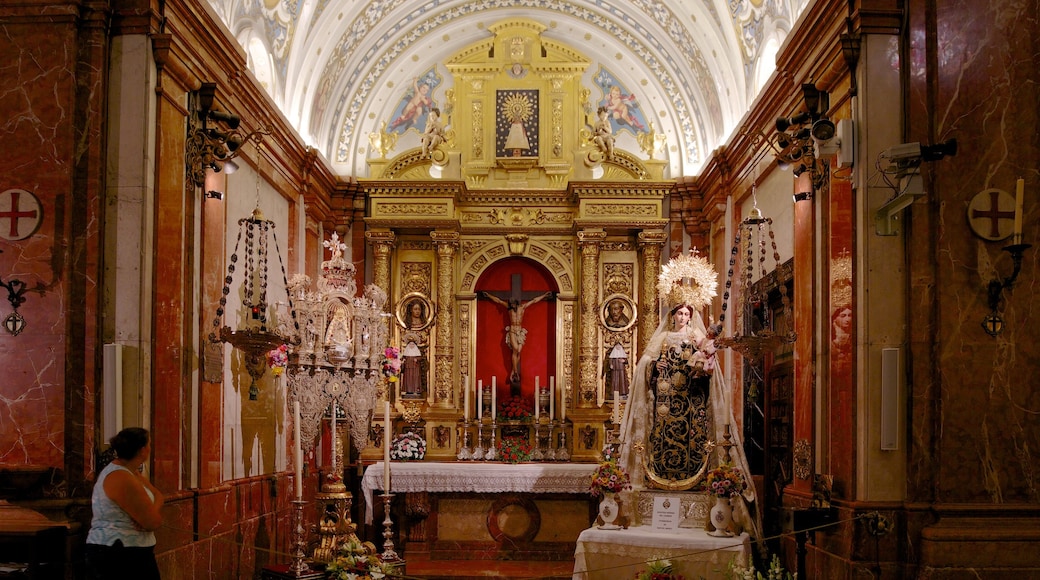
xmin=211 ymin=0 xmax=805 ymax=178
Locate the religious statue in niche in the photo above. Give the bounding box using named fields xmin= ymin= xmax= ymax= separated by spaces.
xmin=602 ymin=343 xmax=630 ymax=398
xmin=400 ymin=337 xmax=428 ymax=398
xmin=496 ymin=90 xmax=539 ymax=157
xmin=479 ymin=289 xmax=555 ymax=393
xmin=325 ymin=304 xmax=353 ymax=361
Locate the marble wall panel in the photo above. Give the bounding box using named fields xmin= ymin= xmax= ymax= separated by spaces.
xmin=907 ymin=0 xmax=1040 ymax=505
xmin=0 ymin=9 xmax=100 ymax=476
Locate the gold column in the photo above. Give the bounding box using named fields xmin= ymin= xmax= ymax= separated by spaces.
xmin=577 ymin=229 xmax=606 ymax=408
xmin=638 ymin=230 xmax=667 ymax=352
xmin=366 ymin=229 xmax=396 ymax=351
xmin=431 ymin=230 xmax=458 ymax=408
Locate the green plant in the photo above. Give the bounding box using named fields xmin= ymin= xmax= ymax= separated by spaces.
xmin=635 ymin=559 xmax=685 ymax=580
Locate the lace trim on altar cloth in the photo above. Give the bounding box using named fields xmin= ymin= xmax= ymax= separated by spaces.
xmin=361 ymin=462 xmax=597 ymax=523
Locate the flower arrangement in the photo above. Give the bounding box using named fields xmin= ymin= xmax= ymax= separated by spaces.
xmin=635 ymin=559 xmax=685 ymax=580
xmin=589 ymin=458 xmax=632 ymax=497
xmin=497 ymin=394 xmax=533 ymax=421
xmin=705 ymin=462 xmax=746 ymax=498
xmin=390 ymin=431 xmax=426 ymax=461
xmin=266 ymin=344 xmax=288 ymax=376
xmin=497 ymin=435 xmax=532 ymax=463
xmin=728 ymin=554 xmax=795 ymax=580
xmin=381 ymin=346 xmax=401 ymax=382
xmin=325 ymin=537 xmax=393 ymax=580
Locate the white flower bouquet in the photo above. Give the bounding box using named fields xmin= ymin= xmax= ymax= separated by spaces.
xmin=390 ymin=431 xmax=426 ymax=461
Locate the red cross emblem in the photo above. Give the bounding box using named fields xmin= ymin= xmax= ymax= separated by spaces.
xmin=968 ymin=188 xmax=1015 ymax=241
xmin=0 ymin=189 xmax=43 ymax=241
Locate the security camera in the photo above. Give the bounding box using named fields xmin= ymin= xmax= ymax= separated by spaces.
xmin=881 ymin=138 xmax=957 ymax=163
xmin=880 ymin=142 xmax=922 ymax=162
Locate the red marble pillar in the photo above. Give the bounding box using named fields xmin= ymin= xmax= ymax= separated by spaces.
xmin=151 ymin=98 xmax=192 ymax=491
xmin=826 ymin=169 xmax=854 ymax=497
xmin=789 ymin=181 xmax=816 ymax=496
xmin=198 ymin=171 xmax=228 ymax=489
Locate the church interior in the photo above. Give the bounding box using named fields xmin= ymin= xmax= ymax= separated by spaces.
xmin=1 ymin=0 xmax=1038 ymax=578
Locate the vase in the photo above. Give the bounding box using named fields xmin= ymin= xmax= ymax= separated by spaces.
xmin=708 ymin=495 xmax=733 ymax=536
xmin=597 ymin=492 xmax=622 ymax=530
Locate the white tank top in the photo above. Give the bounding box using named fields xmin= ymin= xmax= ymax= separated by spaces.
xmin=86 ymin=463 xmax=157 ymax=547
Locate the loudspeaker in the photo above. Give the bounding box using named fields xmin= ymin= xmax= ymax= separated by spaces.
xmin=880 ymin=347 xmax=900 ymax=450
xmin=103 ymin=343 xmax=124 ymax=442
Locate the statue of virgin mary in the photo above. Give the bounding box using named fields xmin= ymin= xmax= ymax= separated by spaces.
xmin=617 ymin=249 xmax=761 ymax=539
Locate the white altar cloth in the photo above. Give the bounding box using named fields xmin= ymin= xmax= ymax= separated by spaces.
xmin=572 ymin=526 xmax=750 ymax=580
xmin=361 ymin=462 xmax=596 ymax=523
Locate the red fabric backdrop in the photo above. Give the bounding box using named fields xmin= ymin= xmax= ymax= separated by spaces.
xmin=475 ymin=257 xmax=558 ymax=405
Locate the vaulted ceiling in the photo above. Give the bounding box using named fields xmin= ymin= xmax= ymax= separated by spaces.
xmin=208 ymin=0 xmax=809 ymax=178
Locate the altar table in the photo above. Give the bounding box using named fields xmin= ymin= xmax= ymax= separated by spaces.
xmin=572 ymin=526 xmax=750 ymax=580
xmin=361 ymin=461 xmax=597 ymax=523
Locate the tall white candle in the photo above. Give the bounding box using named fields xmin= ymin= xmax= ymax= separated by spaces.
xmin=491 ymin=376 xmax=497 ymax=420
xmin=549 ymin=385 xmax=555 ymax=421
xmin=463 ymin=376 xmax=471 ymax=421
xmin=613 ymin=391 xmax=621 ymax=424
xmin=1014 ymin=178 xmax=1024 ymax=242
xmin=294 ymin=401 xmax=303 ymax=499
xmin=477 ymin=379 xmax=483 ymax=420
xmin=534 ymin=376 xmax=540 ymax=419
xmin=383 ymin=401 xmax=391 ymax=492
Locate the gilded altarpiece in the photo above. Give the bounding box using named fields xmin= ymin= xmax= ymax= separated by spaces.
xmin=360 ymin=21 xmax=678 ymax=466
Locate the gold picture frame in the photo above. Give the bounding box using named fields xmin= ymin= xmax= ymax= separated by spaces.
xmin=600 ymin=293 xmax=636 ymax=332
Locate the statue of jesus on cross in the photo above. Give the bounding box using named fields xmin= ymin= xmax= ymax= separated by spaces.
xmin=478 ymin=273 xmax=555 ymax=395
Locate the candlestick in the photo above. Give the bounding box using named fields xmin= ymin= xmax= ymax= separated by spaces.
xmin=463 ymin=376 xmax=471 ymax=421
xmin=288 ymin=499 xmax=310 ymax=574
xmin=534 ymin=386 xmax=540 ymax=420
xmin=1014 ymin=177 xmax=1024 ymax=243
xmin=477 ymin=379 xmax=483 ymax=421
xmin=294 ymin=401 xmax=303 ymax=499
xmin=380 ymin=493 xmax=400 ymax=562
xmin=330 ymin=403 xmax=337 ymax=472
xmin=491 ymin=376 xmax=497 ymax=420
xmin=383 ymin=401 xmax=391 ymax=493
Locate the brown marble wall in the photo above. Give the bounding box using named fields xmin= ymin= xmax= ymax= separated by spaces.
xmin=906 ymin=0 xmax=1040 ymax=506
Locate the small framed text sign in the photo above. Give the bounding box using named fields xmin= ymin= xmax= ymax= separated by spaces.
xmin=652 ymin=495 xmax=682 ymax=532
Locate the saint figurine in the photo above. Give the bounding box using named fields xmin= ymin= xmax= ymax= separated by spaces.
xmin=401 ymin=340 xmax=426 ymax=397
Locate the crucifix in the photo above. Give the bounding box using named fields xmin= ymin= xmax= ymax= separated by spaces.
xmin=478 ymin=273 xmax=554 ymax=396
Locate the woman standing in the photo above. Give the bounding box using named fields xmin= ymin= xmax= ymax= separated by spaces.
xmin=85 ymin=427 xmax=163 ymax=579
